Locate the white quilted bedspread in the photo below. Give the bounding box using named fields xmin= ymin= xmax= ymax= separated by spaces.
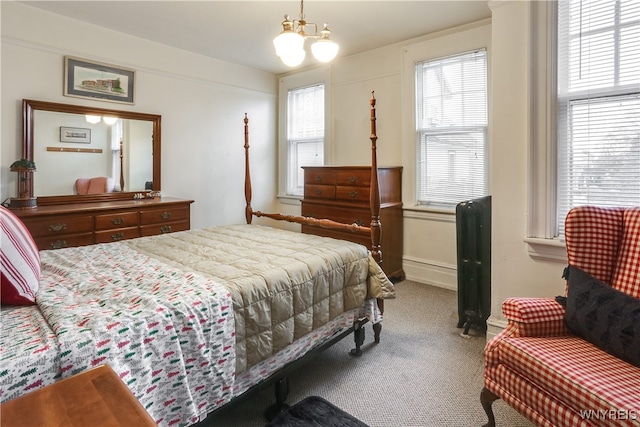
xmin=126 ymin=224 xmax=394 ymax=374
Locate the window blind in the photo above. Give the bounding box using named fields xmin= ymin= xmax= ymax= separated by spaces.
xmin=287 ymin=84 xmax=325 ymax=195
xmin=557 ymin=0 xmax=640 ymax=235
xmin=416 ymin=49 xmax=488 ymax=206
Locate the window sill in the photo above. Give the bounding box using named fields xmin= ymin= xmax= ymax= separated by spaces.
xmin=403 ymin=205 xmax=456 ymax=223
xmin=524 ymin=237 xmax=567 ymax=262
xmin=277 ymin=194 xmax=302 ymax=206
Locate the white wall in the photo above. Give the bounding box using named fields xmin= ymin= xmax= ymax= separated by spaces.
xmin=1 ymin=1 xmax=278 ymax=229
xmin=487 ymin=1 xmax=566 ymax=336
xmin=2 ymin=1 xmax=568 ymax=336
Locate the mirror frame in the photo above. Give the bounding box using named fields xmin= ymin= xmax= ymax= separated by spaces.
xmin=23 ymin=99 xmax=161 ymax=206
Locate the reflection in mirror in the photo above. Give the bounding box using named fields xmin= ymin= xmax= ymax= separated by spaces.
xmin=34 ymin=110 xmax=153 ymax=196
xmin=22 ymin=99 xmax=161 ymax=206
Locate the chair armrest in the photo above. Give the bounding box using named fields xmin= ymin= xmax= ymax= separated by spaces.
xmin=502 ymin=297 xmax=569 ymax=338
xmin=484 ymin=297 xmax=570 ymax=370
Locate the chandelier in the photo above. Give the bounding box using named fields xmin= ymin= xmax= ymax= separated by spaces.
xmin=273 ymin=0 xmax=339 ymax=67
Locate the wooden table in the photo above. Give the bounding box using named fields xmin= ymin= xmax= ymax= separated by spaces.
xmin=0 ymin=365 xmax=156 ymax=427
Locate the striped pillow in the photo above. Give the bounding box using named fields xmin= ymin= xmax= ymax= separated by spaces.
xmin=1 ymin=206 xmax=40 ymax=305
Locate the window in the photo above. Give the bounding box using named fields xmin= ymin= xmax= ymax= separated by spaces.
xmin=286 ymin=84 xmax=325 ymax=196
xmin=415 ymin=49 xmax=488 ymax=207
xmin=278 ymin=67 xmax=331 ymax=199
xmin=110 ymin=119 xmax=123 ymax=191
xmin=556 ymin=0 xmax=640 ymax=234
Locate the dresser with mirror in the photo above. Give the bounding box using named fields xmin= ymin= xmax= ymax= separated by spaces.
xmin=10 ymin=99 xmax=193 ymax=250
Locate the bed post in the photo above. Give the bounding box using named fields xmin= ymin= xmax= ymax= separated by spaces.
xmin=369 ymin=92 xmax=382 ymax=265
xmin=244 ymin=113 xmax=253 ymax=224
xmin=369 ymin=92 xmax=384 ymax=343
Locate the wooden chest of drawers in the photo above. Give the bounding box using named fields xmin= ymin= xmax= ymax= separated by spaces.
xmin=12 ymin=197 xmax=193 ymax=251
xmin=301 ymin=166 xmax=404 ymax=280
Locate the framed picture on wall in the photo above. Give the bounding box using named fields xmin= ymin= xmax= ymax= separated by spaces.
xmin=60 ymin=126 xmax=91 ymax=143
xmin=64 ymin=56 xmax=135 ymax=104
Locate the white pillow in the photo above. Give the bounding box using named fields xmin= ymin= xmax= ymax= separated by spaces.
xmin=1 ymin=206 xmax=40 ymax=305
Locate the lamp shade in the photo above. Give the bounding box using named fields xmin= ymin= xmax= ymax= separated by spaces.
xmin=311 ymin=39 xmax=339 ymax=62
xmin=273 ymin=31 xmax=305 ymax=58
xmin=280 ymin=49 xmax=306 ymax=67
xmin=85 ymin=115 xmax=101 ymax=124
xmin=103 ymin=116 xmax=118 ymax=125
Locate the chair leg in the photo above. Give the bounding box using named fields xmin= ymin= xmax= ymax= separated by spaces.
xmin=480 ymin=387 xmax=499 ymax=427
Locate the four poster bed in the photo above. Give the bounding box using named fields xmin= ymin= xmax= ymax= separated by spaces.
xmin=0 ymin=93 xmax=394 ymax=427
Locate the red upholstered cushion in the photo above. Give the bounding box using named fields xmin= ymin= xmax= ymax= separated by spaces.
xmin=564 ymin=206 xmax=625 ymax=285
xmin=0 ymin=206 xmax=40 ymax=305
xmin=612 ymin=208 xmax=640 ymax=299
xmin=485 ymin=365 xmax=587 ymax=427
xmin=499 ymin=336 xmax=640 ymax=426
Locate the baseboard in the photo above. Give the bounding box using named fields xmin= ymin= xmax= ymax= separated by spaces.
xmin=486 ymin=315 xmax=508 ymax=342
xmin=402 ymin=256 xmax=457 ymax=291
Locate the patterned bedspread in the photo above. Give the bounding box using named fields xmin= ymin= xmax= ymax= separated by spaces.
xmin=0 ymin=306 xmax=59 ymax=402
xmin=36 ymin=243 xmax=235 ymax=427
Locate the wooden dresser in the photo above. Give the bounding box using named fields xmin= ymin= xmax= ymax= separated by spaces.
xmin=301 ymin=166 xmax=404 ymax=280
xmin=11 ymin=197 xmax=193 ymax=251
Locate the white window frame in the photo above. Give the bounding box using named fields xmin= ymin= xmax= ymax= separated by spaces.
xmin=528 ymin=1 xmax=560 ymax=245
xmin=278 ymin=66 xmax=332 ymax=202
xmin=401 ymin=22 xmax=492 ymax=217
xmin=526 ymin=0 xmax=640 ymax=261
xmin=415 ymin=49 xmax=489 ymax=208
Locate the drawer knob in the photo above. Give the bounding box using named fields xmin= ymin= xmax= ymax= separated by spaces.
xmin=111 ymin=232 xmax=125 ymax=241
xmin=111 ymin=218 xmax=124 ymax=225
xmin=160 ymin=212 xmax=171 ymax=219
xmin=314 ymin=189 xmax=323 ymax=196
xmin=315 ymin=175 xmax=324 ymax=182
xmin=49 ymin=223 xmax=67 ymax=232
xmin=50 ymin=240 xmax=67 ymax=249
xmin=160 ymin=225 xmax=172 ymax=233
xmin=349 ymin=190 xmax=359 ymax=198
xmin=349 ymin=176 xmax=359 ymax=184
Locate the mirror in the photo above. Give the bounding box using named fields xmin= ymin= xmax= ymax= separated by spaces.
xmin=23 ymin=99 xmax=161 ymax=206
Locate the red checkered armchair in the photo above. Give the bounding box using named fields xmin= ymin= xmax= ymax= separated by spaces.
xmin=481 ymin=206 xmax=640 ymax=427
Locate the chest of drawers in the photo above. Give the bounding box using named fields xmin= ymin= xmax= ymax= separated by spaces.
xmin=301 ymin=166 xmax=404 ymax=280
xmin=11 ymin=197 xmax=193 ymax=250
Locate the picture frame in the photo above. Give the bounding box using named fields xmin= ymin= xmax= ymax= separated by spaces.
xmin=60 ymin=126 xmax=91 ymax=143
xmin=64 ymin=56 xmax=135 ymax=104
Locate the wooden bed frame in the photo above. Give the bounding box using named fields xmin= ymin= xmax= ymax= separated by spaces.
xmin=206 ymin=93 xmax=389 ymax=423
xmin=243 ymin=92 xmax=386 ymax=343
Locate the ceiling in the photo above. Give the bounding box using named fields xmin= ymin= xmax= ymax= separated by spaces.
xmin=22 ymin=1 xmax=492 ymax=75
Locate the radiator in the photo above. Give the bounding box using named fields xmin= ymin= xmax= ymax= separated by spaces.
xmin=455 ymin=195 xmax=491 ymax=336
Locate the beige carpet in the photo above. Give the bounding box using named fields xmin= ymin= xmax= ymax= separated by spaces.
xmin=207 ymin=281 xmax=534 ymax=427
